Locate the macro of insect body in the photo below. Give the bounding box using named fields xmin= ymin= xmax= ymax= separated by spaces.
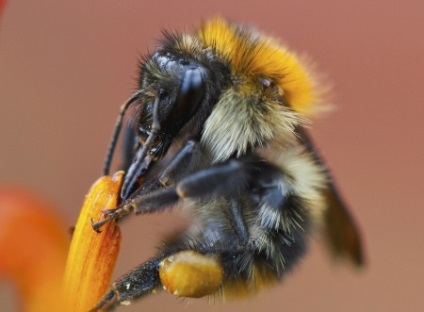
xmin=90 ymin=19 xmax=364 ymax=310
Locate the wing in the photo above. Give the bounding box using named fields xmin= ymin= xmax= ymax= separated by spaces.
xmin=297 ymin=126 xmax=365 ymax=267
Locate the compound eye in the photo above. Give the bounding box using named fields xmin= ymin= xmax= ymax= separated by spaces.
xmin=171 ymin=67 xmax=206 ymax=128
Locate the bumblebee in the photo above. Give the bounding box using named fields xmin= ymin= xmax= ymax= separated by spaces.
xmin=90 ymin=18 xmax=363 ymax=310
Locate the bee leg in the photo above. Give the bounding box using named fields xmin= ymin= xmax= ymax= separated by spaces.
xmin=158 ymin=140 xmax=202 ymax=187
xmin=92 ymin=247 xmax=235 ymax=310
xmin=227 ymin=197 xmax=250 ymax=244
xmin=124 ymin=159 xmax=250 ymax=215
xmin=90 ymin=244 xmax=232 ymax=310
xmin=91 ymin=140 xmax=202 ymax=231
xmin=92 ymin=159 xmax=248 ymax=231
xmin=89 ymin=257 xmax=162 ymax=311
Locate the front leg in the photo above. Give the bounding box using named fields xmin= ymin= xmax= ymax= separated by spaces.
xmin=92 ymin=156 xmax=255 ymax=231
xmin=91 ymin=140 xmax=202 ymax=231
xmin=92 ymin=157 xmax=251 ymax=232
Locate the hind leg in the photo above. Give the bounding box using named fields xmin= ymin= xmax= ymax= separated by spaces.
xmin=89 ymin=257 xmax=162 ymax=311
xmin=89 ymin=247 xmax=241 ymax=311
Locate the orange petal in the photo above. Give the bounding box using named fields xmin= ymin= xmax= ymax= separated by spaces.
xmin=0 ymin=0 xmax=6 ymax=19
xmin=0 ymin=185 xmax=69 ymax=312
xmin=62 ymin=171 xmax=123 ymax=311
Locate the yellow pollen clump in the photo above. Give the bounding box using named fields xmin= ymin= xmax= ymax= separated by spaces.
xmin=159 ymin=250 xmax=224 ymax=298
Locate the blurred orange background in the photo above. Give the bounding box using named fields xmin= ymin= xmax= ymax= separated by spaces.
xmin=1 ymin=1 xmax=423 ymax=311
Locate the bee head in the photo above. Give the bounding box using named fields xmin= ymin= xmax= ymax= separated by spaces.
xmin=137 ymin=59 xmax=206 ymax=159
xmin=120 ymin=41 xmax=229 ymax=198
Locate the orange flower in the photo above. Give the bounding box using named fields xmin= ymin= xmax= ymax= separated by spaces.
xmin=0 ymin=186 xmax=68 ymax=311
xmin=0 ymin=172 xmax=123 ymax=311
xmin=0 ymin=0 xmax=6 ymax=18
